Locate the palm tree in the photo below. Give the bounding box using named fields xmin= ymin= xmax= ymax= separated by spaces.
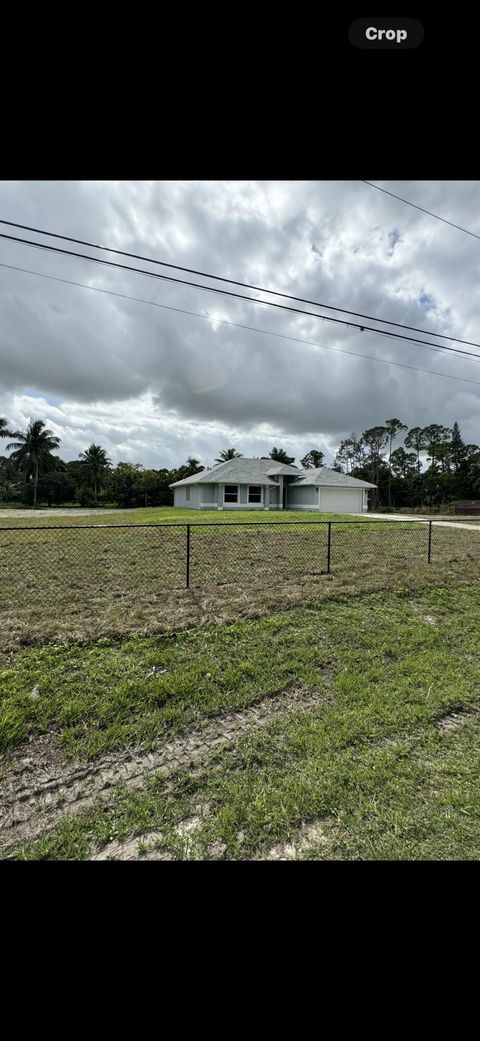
xmin=215 ymin=448 xmax=243 ymax=463
xmin=7 ymin=420 xmax=61 ymax=506
xmin=184 ymin=457 xmax=204 ymax=476
xmin=269 ymin=447 xmax=295 ymax=465
xmin=0 ymin=417 xmax=14 ymax=439
xmin=79 ymin=444 xmax=112 ymax=504
xmin=0 ymin=478 xmax=20 ymax=503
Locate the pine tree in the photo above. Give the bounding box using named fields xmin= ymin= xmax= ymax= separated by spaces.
xmin=451 ymin=421 xmax=466 ymax=471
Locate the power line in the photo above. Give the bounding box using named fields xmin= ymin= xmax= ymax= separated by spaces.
xmin=0 ymin=215 xmax=478 ymax=350
xmin=1 ymin=229 xmax=480 ymax=362
xmin=2 ymin=259 xmax=480 ymax=389
xmin=361 ymin=180 xmax=480 ymax=241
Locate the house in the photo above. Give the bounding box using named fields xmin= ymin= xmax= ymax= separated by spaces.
xmin=170 ymin=458 xmax=376 ymax=513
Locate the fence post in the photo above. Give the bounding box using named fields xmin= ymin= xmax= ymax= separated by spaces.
xmin=186 ymin=524 xmax=191 ymax=588
xmin=327 ymin=521 xmax=332 ymax=574
xmin=427 ymin=519 xmax=432 ymax=563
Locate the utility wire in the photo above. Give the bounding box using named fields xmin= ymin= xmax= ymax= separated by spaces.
xmin=0 ymin=216 xmax=478 ymax=350
xmin=2 ymin=260 xmax=480 ymax=389
xmin=1 ymin=229 xmax=480 ymax=362
xmin=361 ymin=180 xmax=480 ymax=242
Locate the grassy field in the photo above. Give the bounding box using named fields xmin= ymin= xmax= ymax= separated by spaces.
xmin=2 ymin=505 xmax=480 ymax=860
xmin=3 ymin=504 xmax=480 ymax=526
xmin=1 ymin=508 xmax=479 ymax=653
xmin=2 ymin=582 xmax=480 ymax=860
xmin=0 ymin=506 xmax=370 ymax=526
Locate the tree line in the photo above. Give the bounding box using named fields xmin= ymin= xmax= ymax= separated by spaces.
xmin=332 ymin=419 xmax=480 ymax=508
xmin=0 ymin=421 xmax=326 ymax=508
xmin=1 ymin=415 xmax=479 ymax=509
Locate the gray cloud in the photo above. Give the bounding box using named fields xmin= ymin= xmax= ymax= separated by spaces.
xmin=1 ymin=179 xmax=480 ymax=468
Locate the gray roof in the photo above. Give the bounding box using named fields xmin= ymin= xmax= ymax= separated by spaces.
xmin=170 ymin=459 xmax=376 ymax=489
xmin=170 ymin=458 xmax=299 ymax=488
xmin=294 ymin=467 xmax=376 ymax=489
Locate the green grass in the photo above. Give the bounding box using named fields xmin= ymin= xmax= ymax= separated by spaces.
xmin=0 ymin=613 xmax=325 ymax=759
xmin=3 ymin=504 xmax=480 ymax=527
xmin=2 ymin=509 xmax=480 ymax=860
xmin=2 ymin=505 xmax=478 ymax=656
xmin=4 ymin=584 xmax=480 ymax=860
xmin=0 ymin=506 xmax=368 ymax=527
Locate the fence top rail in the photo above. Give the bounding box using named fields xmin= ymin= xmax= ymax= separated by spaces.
xmin=0 ymin=518 xmax=431 ymax=532
xmin=185 ymin=519 xmax=428 ymax=528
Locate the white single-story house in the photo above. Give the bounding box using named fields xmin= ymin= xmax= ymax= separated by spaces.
xmin=170 ymin=458 xmax=376 ymax=513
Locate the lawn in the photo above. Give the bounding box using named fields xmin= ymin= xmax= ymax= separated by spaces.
xmin=2 ymin=504 xmax=480 ymax=861
xmin=3 ymin=505 xmax=480 ymax=527
xmin=2 ymin=583 xmax=480 ymax=860
xmin=1 ymin=509 xmax=479 ymax=654
xmin=0 ymin=506 xmax=370 ymax=526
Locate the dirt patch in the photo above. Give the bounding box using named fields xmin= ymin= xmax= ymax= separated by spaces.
xmin=409 ymin=602 xmax=438 ymax=626
xmin=0 ymin=685 xmax=326 ymax=858
xmin=175 ymin=816 xmax=203 ymax=838
xmin=262 ymin=820 xmax=329 ymax=860
xmin=91 ymin=831 xmax=171 ymax=861
xmin=0 ymin=508 xmax=108 ymax=519
xmin=436 ymin=709 xmax=470 ymax=732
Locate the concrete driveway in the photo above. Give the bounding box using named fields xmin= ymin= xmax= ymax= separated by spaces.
xmin=352 ymin=513 xmax=480 ymax=532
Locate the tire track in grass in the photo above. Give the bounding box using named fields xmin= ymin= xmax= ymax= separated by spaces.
xmin=260 ymin=820 xmax=330 ymax=861
xmin=0 ymin=685 xmax=328 ymax=856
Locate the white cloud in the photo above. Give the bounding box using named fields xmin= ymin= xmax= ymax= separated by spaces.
xmin=1 ymin=179 xmax=480 ymax=468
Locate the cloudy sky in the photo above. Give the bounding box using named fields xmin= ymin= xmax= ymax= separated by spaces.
xmin=1 ymin=179 xmax=479 ymax=469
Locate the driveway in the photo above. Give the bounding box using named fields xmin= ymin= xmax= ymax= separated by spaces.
xmin=352 ymin=513 xmax=480 ymax=532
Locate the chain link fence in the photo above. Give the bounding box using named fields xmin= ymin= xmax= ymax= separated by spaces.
xmin=0 ymin=523 xmax=186 ymax=605
xmin=1 ymin=519 xmax=480 ymax=610
xmin=428 ymin=522 xmax=480 ymax=566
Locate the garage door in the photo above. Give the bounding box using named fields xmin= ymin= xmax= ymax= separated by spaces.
xmin=320 ymin=488 xmax=363 ymax=513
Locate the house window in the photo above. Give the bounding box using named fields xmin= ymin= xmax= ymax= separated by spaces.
xmin=186 ymin=487 xmax=190 ymax=501
xmin=248 ymin=485 xmax=262 ymax=504
xmin=224 ymin=485 xmax=239 ymax=503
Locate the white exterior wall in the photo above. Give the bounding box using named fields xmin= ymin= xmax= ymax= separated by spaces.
xmin=174 ymin=482 xmax=369 ymax=512
xmin=269 ymin=485 xmax=280 ymax=509
xmin=173 ymin=485 xmax=202 ymax=508
xmin=175 ymin=483 xmax=273 ymax=509
xmin=287 ymin=485 xmax=318 ymax=508
xmin=199 ymin=484 xmax=219 ymax=507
